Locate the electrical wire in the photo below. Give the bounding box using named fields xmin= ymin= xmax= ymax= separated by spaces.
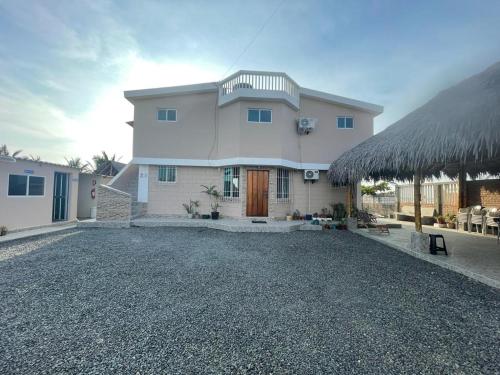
xmin=220 ymin=0 xmax=285 ymax=79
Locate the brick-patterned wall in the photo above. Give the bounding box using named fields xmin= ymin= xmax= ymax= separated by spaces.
xmin=96 ymin=185 xmax=132 ymax=221
xmin=467 ymin=180 xmax=500 ymax=207
xmin=291 ymin=171 xmax=347 ymax=215
xmin=146 ymin=166 xmax=346 ymax=218
xmin=148 ymin=166 xmax=242 ymax=217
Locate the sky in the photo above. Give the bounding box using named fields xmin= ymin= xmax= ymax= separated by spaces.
xmin=1 ymin=0 xmax=499 ymax=164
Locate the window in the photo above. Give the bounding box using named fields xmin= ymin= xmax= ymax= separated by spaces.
xmin=158 ymin=166 xmax=176 ymax=182
xmin=248 ymin=108 xmax=272 ymax=123
xmin=157 ymin=109 xmax=177 ymax=122
xmin=223 ymin=167 xmax=240 ymax=198
xmin=276 ymin=168 xmax=290 ymax=201
xmin=8 ymin=174 xmax=45 ymax=196
xmin=28 ymin=176 xmax=45 ymax=196
xmin=337 ymin=116 xmax=354 ymax=129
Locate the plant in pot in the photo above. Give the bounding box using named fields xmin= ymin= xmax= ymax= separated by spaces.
xmin=201 ymin=185 xmax=222 ymax=220
xmin=292 ymin=209 xmax=301 ymax=221
xmin=445 ymin=213 xmax=456 ymax=229
xmin=434 ymin=215 xmax=447 ymax=228
xmin=337 ymin=217 xmax=347 ymax=230
xmin=182 ymin=200 xmax=200 ymax=219
xmin=330 ymin=202 xmax=346 ymax=222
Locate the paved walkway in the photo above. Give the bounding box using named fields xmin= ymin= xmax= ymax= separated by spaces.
xmin=0 ymin=223 xmax=76 ymax=244
xmin=354 ymin=218 xmax=500 ymax=289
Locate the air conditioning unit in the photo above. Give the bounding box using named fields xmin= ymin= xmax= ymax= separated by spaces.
xmin=304 ymin=169 xmax=320 ymax=180
xmin=297 ymin=117 xmax=317 ymax=135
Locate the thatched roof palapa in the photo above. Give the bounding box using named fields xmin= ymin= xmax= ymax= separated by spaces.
xmin=328 ymin=61 xmax=500 ymax=185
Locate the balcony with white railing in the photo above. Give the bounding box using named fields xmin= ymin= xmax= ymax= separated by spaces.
xmin=218 ymin=71 xmax=300 ymax=110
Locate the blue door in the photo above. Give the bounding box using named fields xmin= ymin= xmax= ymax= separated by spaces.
xmin=52 ymin=172 xmax=68 ymax=221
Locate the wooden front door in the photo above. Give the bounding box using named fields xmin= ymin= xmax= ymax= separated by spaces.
xmin=246 ymin=170 xmax=269 ymax=217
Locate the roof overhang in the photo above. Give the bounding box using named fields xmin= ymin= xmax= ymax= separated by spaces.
xmin=300 ymin=87 xmax=383 ymax=116
xmin=218 ymin=88 xmax=300 ymax=110
xmin=122 ymin=71 xmax=384 ymax=116
xmin=124 ymin=82 xmax=218 ymax=103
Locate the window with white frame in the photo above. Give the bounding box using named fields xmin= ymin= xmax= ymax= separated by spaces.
xmin=337 ymin=116 xmax=354 ymax=129
xmin=8 ymin=175 xmax=45 ymax=196
xmin=157 ymin=108 xmax=177 ymax=122
xmin=276 ymin=168 xmax=290 ymax=201
xmin=247 ymin=108 xmax=272 ymax=123
xmin=223 ymin=167 xmax=240 ymax=198
xmin=158 ymin=166 xmax=176 ymax=182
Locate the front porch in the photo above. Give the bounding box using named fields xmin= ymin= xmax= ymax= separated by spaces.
xmin=130 ymin=216 xmax=322 ymax=233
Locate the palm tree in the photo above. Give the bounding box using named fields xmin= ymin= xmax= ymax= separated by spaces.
xmin=65 ymin=157 xmax=90 ymax=172
xmin=0 ymin=144 xmax=22 ymax=157
xmin=90 ymin=151 xmax=120 ymax=175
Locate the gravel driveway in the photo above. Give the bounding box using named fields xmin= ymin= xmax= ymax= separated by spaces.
xmin=0 ymin=228 xmax=499 ymax=374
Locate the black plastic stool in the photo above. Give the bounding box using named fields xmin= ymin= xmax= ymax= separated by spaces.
xmin=429 ymin=234 xmax=448 ymax=255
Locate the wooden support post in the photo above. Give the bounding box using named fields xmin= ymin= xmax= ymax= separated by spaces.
xmin=458 ymin=167 xmax=467 ymax=209
xmin=414 ymin=169 xmax=422 ymax=232
xmin=346 ymin=184 xmax=352 ymax=217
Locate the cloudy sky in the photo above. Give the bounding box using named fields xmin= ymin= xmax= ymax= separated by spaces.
xmin=1 ymin=0 xmax=499 ymax=163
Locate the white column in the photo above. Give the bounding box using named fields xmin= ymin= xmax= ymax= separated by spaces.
xmin=138 ymin=165 xmax=149 ymax=203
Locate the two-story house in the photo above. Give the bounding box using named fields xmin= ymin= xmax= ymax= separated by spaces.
xmin=111 ymin=71 xmax=383 ymax=218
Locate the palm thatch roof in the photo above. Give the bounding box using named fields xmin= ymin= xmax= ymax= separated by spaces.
xmin=328 ymin=61 xmax=500 ymax=184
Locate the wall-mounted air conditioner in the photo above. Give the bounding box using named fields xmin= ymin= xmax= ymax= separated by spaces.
xmin=297 ymin=117 xmax=317 ymax=135
xmin=304 ymin=169 xmax=320 ymax=180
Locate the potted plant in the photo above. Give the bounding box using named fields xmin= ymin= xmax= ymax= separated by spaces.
xmin=182 ymin=200 xmax=200 ymax=219
xmin=337 ymin=218 xmax=347 ymax=230
xmin=0 ymin=226 xmax=7 ymax=236
xmin=330 ymin=202 xmax=346 ymax=221
xmin=434 ymin=215 xmax=447 ymax=228
xmin=201 ymin=185 xmax=222 ymax=220
xmin=445 ymin=213 xmax=456 ymax=229
xmin=292 ymin=209 xmax=301 ymax=221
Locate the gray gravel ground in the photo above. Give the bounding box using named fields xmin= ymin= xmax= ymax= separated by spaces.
xmin=0 ymin=227 xmax=499 ymax=374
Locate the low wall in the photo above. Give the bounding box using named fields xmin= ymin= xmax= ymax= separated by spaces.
xmin=467 ymin=180 xmax=500 ymax=207
xmin=96 ymin=185 xmax=131 ymax=222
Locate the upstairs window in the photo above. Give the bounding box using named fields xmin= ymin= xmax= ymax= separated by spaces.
xmin=337 ymin=116 xmax=354 ymax=129
xmin=157 ymin=109 xmax=177 ymax=122
xmin=158 ymin=166 xmax=176 ymax=183
xmin=248 ymin=108 xmax=272 ymax=123
xmin=8 ymin=175 xmax=45 ymax=196
xmin=223 ymin=167 xmax=240 ymax=198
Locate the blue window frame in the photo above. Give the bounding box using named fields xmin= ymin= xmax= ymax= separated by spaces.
xmin=247 ymin=108 xmax=272 ymax=123
xmin=157 ymin=109 xmax=177 ymax=122
xmin=8 ymin=174 xmax=45 ymax=196
xmin=337 ymin=116 xmax=354 ymax=129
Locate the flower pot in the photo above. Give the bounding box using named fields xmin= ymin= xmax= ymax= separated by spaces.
xmin=434 ymin=223 xmax=447 ymax=228
xmin=202 ymin=214 xmax=211 ymax=219
xmin=447 ymin=222 xmax=455 ymax=229
xmin=187 ymin=213 xmax=194 ymax=219
xmin=211 ymin=212 xmax=219 ymax=220
xmin=286 ymin=215 xmax=293 ymax=221
xmin=305 ymin=214 xmax=313 ymax=221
